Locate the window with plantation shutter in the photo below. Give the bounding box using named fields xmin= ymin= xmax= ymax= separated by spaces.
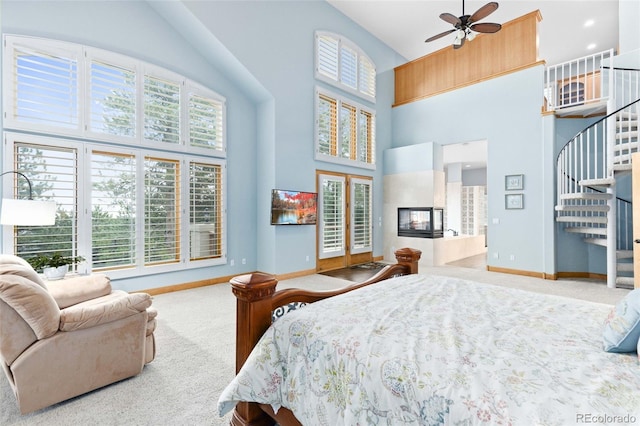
xmin=144 ymin=75 xmax=180 ymax=145
xmin=314 ymin=31 xmax=376 ymax=102
xmin=315 ymin=88 xmax=375 ymax=169
xmin=91 ymin=150 xmax=136 ymax=270
xmin=317 ymin=34 xmax=339 ymax=81
xmin=340 ymin=102 xmax=356 ymax=159
xmin=145 ymin=156 xmax=180 ymax=265
xmin=3 ymin=36 xmax=228 ymax=278
xmin=350 ymin=178 xmax=372 ymax=254
xmin=317 ymin=94 xmax=337 ymax=156
xmin=88 ymin=57 xmax=136 ymax=138
xmin=358 ymin=109 xmax=375 ymax=163
xmin=5 ymin=39 xmax=80 ymax=131
xmin=189 ymin=161 xmax=223 ymax=260
xmin=318 ymin=173 xmax=345 ymax=259
xmin=188 ymin=85 xmax=225 ymax=154
xmin=12 ymin=142 xmax=80 ymax=267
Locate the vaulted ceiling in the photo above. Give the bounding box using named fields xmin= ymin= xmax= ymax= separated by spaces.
xmin=327 ymin=0 xmax=620 ymax=66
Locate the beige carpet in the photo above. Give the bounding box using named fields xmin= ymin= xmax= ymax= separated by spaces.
xmin=0 ymin=260 xmax=630 ymax=425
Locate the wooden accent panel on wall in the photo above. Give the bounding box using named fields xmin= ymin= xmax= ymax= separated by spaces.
xmin=394 ymin=10 xmax=543 ymax=107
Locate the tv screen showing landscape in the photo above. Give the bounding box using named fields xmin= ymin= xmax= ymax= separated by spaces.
xmin=270 ymin=189 xmax=317 ymax=225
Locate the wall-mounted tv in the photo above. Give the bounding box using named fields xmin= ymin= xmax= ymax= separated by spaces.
xmin=271 ymin=189 xmax=317 ymax=225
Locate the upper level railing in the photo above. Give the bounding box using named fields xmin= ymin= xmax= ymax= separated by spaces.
xmin=544 ymin=49 xmax=614 ymax=111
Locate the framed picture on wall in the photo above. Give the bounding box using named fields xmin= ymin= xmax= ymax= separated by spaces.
xmin=505 ymin=193 xmax=524 ymax=209
xmin=505 ymin=174 xmax=524 ymax=190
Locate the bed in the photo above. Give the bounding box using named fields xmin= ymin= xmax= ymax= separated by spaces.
xmin=218 ymin=248 xmax=640 ymax=425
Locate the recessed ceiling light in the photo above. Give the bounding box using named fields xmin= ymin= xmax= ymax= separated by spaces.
xmin=587 ymin=43 xmax=597 ymax=50
xmin=584 ymin=19 xmax=595 ymax=27
xmin=464 ymin=164 xmax=471 ymax=168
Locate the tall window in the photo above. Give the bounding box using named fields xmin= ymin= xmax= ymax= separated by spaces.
xmin=315 ymin=88 xmax=375 ymax=169
xmin=315 ymin=31 xmax=376 ymax=102
xmin=3 ymin=35 xmax=227 ymax=276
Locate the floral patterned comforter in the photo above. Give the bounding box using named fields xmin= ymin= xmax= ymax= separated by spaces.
xmin=218 ymin=274 xmax=640 ymax=425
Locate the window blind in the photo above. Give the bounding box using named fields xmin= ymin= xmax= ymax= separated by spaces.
xmin=91 ymin=150 xmax=136 ymax=270
xmin=317 ymin=94 xmax=337 ymax=156
xmin=144 ymin=75 xmax=180 ymax=144
xmin=319 ymin=175 xmax=345 ymax=258
xmin=351 ymin=178 xmax=372 ymax=253
xmin=189 ymin=92 xmax=224 ymax=151
xmin=340 ymin=45 xmax=358 ymax=89
xmin=89 ymin=59 xmax=136 ymax=138
xmin=339 ymin=103 xmax=357 ymax=159
xmin=144 ymin=157 xmax=180 ymax=265
xmin=14 ymin=143 xmax=78 ymax=262
xmin=189 ymin=162 xmax=223 ymax=260
xmin=317 ymin=34 xmax=339 ymax=80
xmin=11 ymin=43 xmax=79 ymax=129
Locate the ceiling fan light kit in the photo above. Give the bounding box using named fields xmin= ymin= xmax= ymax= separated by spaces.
xmin=425 ymin=0 xmax=502 ymax=49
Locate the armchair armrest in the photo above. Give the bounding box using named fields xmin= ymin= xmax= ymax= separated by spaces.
xmin=47 ymin=274 xmax=112 ymax=309
xmin=59 ymin=290 xmax=152 ymax=332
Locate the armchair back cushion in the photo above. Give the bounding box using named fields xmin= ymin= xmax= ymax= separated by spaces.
xmin=0 ymin=267 xmax=59 ymax=341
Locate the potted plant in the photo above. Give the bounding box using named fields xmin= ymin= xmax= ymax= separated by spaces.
xmin=26 ymin=253 xmax=85 ymax=280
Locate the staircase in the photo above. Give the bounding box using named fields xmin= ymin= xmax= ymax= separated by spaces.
xmin=554 ymin=63 xmax=640 ymax=288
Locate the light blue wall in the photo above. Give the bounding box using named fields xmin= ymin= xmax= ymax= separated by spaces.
xmin=393 ymin=66 xmax=553 ymax=274
xmin=0 ymin=0 xmax=404 ymax=289
xmin=0 ymin=0 xmax=259 ymax=291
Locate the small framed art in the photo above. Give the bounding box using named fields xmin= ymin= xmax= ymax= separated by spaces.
xmin=505 ymin=174 xmax=524 ymax=190
xmin=505 ymin=193 xmax=524 ymax=209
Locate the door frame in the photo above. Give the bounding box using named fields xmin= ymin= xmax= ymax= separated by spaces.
xmin=316 ymin=170 xmax=373 ymax=272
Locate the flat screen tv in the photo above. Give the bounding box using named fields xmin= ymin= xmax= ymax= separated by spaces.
xmin=270 ymin=189 xmax=317 ymax=225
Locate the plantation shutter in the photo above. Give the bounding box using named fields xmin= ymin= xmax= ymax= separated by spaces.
xmin=318 ymin=173 xmax=345 ymax=259
xmin=316 ymin=33 xmax=339 ymax=80
xmin=91 ymin=150 xmax=136 ymax=270
xmin=144 ymin=157 xmax=180 ymax=265
xmin=13 ymin=143 xmax=79 ymax=261
xmin=88 ymin=58 xmax=136 ymax=138
xmin=350 ymin=178 xmax=372 ymax=254
xmin=7 ymin=39 xmax=79 ymax=130
xmin=144 ymin=75 xmax=180 ymax=144
xmin=317 ymin=93 xmax=337 ymax=156
xmin=358 ymin=110 xmax=375 ymax=163
xmin=189 ymin=161 xmax=223 ymax=260
xmin=340 ymin=45 xmax=358 ymax=89
xmin=188 ymin=91 xmax=224 ymax=152
xmin=340 ymin=103 xmax=357 ymax=159
xmin=358 ymin=55 xmax=376 ymax=98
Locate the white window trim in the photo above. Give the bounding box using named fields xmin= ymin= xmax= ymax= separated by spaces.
xmin=314 ymin=31 xmax=376 ymax=103
xmin=3 ymin=131 xmax=227 ymax=279
xmin=3 ymin=34 xmax=227 ymax=158
xmin=314 ymin=86 xmax=376 ymax=170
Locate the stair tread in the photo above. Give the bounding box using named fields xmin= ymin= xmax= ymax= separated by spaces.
xmin=555 ymin=205 xmax=609 ymax=212
xmin=580 ymin=178 xmax=616 ymax=186
xmin=556 ymin=216 xmax=607 ymax=224
xmin=559 ymin=192 xmax=612 ymax=200
xmin=565 ymin=226 xmax=607 ymax=235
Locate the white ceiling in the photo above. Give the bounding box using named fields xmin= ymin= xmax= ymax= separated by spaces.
xmin=327 ymin=0 xmax=620 ymax=66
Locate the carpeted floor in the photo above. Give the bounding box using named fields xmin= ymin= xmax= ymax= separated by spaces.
xmin=0 ymin=257 xmax=630 ymax=425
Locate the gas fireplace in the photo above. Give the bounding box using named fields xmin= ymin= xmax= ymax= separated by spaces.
xmin=397 ymin=207 xmax=444 ymax=239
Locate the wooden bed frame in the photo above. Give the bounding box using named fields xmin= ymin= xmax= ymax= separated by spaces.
xmin=228 ymin=247 xmax=422 ymax=426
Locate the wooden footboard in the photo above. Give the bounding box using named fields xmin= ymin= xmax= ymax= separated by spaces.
xmin=228 ymin=248 xmax=421 ymax=426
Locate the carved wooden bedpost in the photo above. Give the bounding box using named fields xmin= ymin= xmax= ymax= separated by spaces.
xmin=394 ymin=247 xmax=422 ymax=274
xmin=230 ymin=272 xmax=278 ymax=426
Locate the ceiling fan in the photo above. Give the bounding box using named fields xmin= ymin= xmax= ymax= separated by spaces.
xmin=425 ymin=1 xmax=502 ymax=49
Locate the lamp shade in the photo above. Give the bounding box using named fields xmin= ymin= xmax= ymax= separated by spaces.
xmin=0 ymin=198 xmax=56 ymax=226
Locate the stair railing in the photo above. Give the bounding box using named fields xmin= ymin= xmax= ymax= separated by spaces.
xmin=545 ymin=49 xmax=614 ymax=111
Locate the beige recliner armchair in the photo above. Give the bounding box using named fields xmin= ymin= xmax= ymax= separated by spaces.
xmin=0 ymin=255 xmax=157 ymax=414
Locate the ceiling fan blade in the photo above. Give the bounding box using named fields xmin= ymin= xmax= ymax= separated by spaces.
xmin=470 ymin=22 xmax=502 ymax=33
xmin=469 ymin=2 xmax=499 ymax=24
xmin=440 ymin=13 xmax=461 ymax=26
xmin=425 ymin=29 xmax=456 ymax=43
